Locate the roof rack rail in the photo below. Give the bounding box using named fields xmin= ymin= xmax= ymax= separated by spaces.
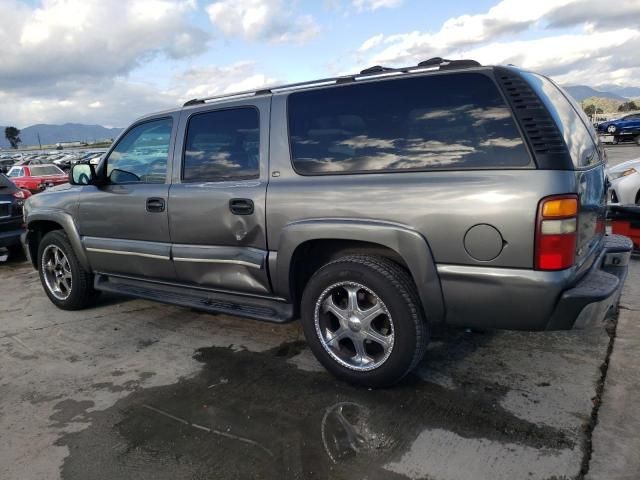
xmin=183 ymin=58 xmax=482 ymax=107
xmin=418 ymin=57 xmax=481 ymax=69
xmin=359 ymin=65 xmax=394 ymax=74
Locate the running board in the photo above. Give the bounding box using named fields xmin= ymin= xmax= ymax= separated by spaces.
xmin=94 ymin=275 xmax=295 ymax=323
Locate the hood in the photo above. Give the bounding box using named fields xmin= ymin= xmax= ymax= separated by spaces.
xmin=606 ymin=157 xmax=640 ymax=175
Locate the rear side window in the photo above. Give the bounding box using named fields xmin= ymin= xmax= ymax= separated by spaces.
xmin=183 ymin=108 xmax=260 ymax=182
xmin=521 ymin=72 xmax=599 ymax=168
xmin=288 ymin=72 xmax=530 ymax=175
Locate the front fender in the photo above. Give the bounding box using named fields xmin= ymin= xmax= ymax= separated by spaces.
xmin=25 ymin=209 xmax=90 ymax=271
xmin=273 ymin=218 xmax=445 ymax=323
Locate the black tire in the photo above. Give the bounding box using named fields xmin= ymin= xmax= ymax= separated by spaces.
xmin=37 ymin=230 xmax=99 ymax=310
xmin=300 ymin=255 xmax=429 ymax=387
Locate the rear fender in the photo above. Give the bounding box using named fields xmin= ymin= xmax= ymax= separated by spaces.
xmin=273 ymin=218 xmax=445 ymax=323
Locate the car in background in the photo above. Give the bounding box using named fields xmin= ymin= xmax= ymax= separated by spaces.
xmin=51 ymin=154 xmax=78 ymax=171
xmin=608 ymin=158 xmax=640 ymax=205
xmin=0 ymin=158 xmax=16 ymax=173
xmin=7 ymin=164 xmax=68 ymax=193
xmin=597 ymin=113 xmax=640 ymax=144
xmin=0 ymin=173 xmax=31 ymax=257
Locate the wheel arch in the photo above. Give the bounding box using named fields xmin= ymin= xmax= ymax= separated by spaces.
xmin=272 ymin=219 xmax=444 ymax=323
xmin=26 ymin=211 xmax=90 ymax=271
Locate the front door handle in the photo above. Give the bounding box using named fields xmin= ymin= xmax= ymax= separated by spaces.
xmin=146 ymin=197 xmax=165 ymax=213
xmin=229 ymin=198 xmax=254 ymax=215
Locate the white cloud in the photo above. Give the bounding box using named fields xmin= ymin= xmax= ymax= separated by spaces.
xmin=206 ymin=0 xmax=319 ymax=44
xmin=170 ymin=62 xmax=277 ymax=101
xmin=353 ymin=0 xmax=403 ymax=11
xmin=0 ymin=61 xmax=274 ymax=128
xmin=0 ymin=0 xmax=208 ymax=91
xmin=355 ymin=0 xmax=640 ymax=86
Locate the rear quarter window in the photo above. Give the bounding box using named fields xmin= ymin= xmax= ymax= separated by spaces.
xmin=521 ymin=72 xmax=600 ymax=168
xmin=287 ymin=72 xmax=531 ymax=175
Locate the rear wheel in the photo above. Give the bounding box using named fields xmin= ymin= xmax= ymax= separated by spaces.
xmin=301 ymin=255 xmax=428 ymax=387
xmin=37 ymin=230 xmax=99 ymax=310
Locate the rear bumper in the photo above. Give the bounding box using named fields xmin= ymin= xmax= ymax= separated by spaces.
xmin=438 ymin=235 xmax=633 ymax=331
xmin=546 ymin=234 xmax=632 ymax=330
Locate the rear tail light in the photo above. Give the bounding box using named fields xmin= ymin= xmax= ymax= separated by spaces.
xmin=535 ymin=195 xmax=578 ymax=271
xmin=12 ymin=190 xmax=26 ymax=199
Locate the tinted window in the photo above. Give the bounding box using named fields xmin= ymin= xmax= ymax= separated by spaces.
xmin=183 ymin=108 xmax=260 ymax=182
xmin=288 ymin=73 xmax=529 ymax=175
xmin=522 ymin=73 xmax=599 ymax=168
xmin=106 ymin=118 xmax=172 ymax=184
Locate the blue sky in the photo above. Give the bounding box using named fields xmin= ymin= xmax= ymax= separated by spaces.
xmin=0 ymin=0 xmax=639 ymax=127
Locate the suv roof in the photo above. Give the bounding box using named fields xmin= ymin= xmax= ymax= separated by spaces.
xmin=181 ymin=57 xmax=484 ymax=109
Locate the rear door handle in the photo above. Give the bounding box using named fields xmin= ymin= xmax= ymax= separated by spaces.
xmin=146 ymin=197 xmax=165 ymax=213
xmin=229 ymin=198 xmax=254 ymax=215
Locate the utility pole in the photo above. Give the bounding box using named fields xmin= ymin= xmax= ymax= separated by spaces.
xmin=37 ymin=132 xmax=42 ymax=150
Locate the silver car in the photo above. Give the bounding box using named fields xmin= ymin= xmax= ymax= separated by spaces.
xmin=22 ymin=59 xmax=633 ymax=386
xmin=608 ymin=158 xmax=640 ymax=204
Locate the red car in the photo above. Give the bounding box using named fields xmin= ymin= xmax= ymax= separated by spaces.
xmin=7 ymin=164 xmax=68 ymax=193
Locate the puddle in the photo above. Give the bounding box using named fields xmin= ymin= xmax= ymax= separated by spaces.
xmin=56 ymin=341 xmax=575 ymax=480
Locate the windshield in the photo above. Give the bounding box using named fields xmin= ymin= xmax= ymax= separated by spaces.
xmin=7 ymin=167 xmax=24 ymax=177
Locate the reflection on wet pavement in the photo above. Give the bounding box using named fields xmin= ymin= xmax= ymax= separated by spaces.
xmin=56 ymin=337 xmax=576 ymax=480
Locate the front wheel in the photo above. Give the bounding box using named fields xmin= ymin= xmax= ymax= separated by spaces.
xmin=37 ymin=230 xmax=99 ymax=310
xmin=301 ymin=255 xmax=429 ymax=387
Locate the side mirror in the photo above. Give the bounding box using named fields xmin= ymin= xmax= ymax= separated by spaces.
xmin=70 ymin=163 xmax=96 ymax=186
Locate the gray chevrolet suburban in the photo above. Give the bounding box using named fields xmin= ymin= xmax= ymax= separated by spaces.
xmin=22 ymin=58 xmax=633 ymax=386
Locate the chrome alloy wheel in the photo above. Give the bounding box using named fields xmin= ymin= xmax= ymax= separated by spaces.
xmin=314 ymin=281 xmax=394 ymax=371
xmin=42 ymin=245 xmax=72 ymax=300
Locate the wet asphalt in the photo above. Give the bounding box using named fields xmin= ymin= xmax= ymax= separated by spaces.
xmin=0 ymin=256 xmax=620 ymax=480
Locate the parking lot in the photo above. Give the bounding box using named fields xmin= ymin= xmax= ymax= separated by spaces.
xmin=1 ymin=144 xmax=639 ymax=480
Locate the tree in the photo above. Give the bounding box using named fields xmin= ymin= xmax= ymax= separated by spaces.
xmin=4 ymin=126 xmax=21 ymax=149
xmin=618 ymin=101 xmax=639 ymax=112
xmin=583 ymin=104 xmax=596 ymax=116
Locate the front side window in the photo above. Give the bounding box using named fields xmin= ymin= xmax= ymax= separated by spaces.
xmin=183 ymin=108 xmax=260 ymax=182
xmin=106 ymin=118 xmax=173 ymax=184
xmin=288 ymin=73 xmax=530 ymax=175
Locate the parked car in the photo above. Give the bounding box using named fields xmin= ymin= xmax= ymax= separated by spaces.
xmin=0 ymin=158 xmax=16 ymax=173
xmin=607 ymin=157 xmax=640 ymax=204
xmin=597 ymin=113 xmax=640 ymax=144
xmin=22 ymin=59 xmax=632 ymax=386
xmin=7 ymin=164 xmax=68 ymax=193
xmin=1 ymin=173 xmax=31 ymax=256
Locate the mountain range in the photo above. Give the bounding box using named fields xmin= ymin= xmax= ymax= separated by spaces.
xmin=0 ymin=123 xmax=122 ymax=148
xmin=2 ymin=83 xmax=639 ymax=148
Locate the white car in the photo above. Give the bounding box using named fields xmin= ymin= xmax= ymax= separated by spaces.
xmin=607 ymin=158 xmax=640 ymax=204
